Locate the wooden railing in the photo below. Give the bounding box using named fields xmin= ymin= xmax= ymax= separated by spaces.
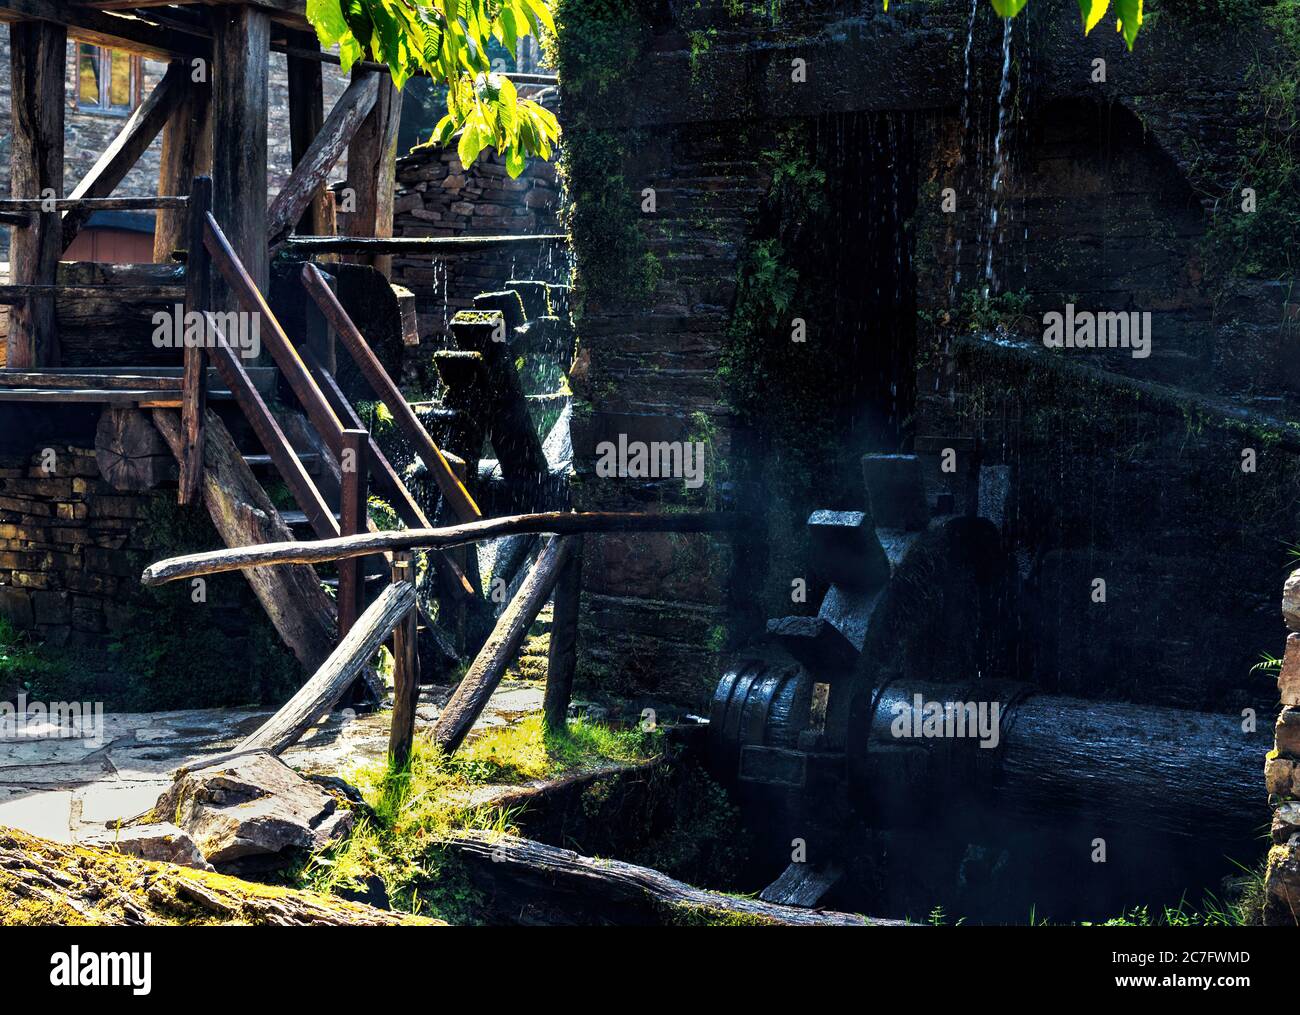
xmin=144 ymin=511 xmax=748 ymax=767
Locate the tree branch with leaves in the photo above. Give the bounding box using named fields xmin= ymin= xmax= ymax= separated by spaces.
xmin=306 ymin=0 xmax=560 ymax=178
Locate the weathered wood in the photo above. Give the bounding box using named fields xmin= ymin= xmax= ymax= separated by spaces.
xmin=0 ymin=0 xmax=209 ymax=62
xmin=0 ymin=284 xmax=183 ymax=303
xmin=446 ymin=831 xmax=894 ymax=926
xmin=282 ymin=234 xmax=567 ymax=255
xmin=151 ymin=407 xmax=336 ymax=672
xmin=388 ymin=551 xmax=420 ymax=767
xmin=8 ymin=20 xmax=65 ymax=368
xmin=433 ymin=535 xmax=578 ymax=754
xmin=61 ymin=60 xmax=187 ymax=251
xmin=206 ymin=322 xmax=339 ymax=539
xmin=269 ymin=73 xmax=378 ymax=244
xmin=141 ymin=511 xmax=750 ymax=585
xmin=211 ymin=4 xmax=269 ymax=310
xmin=337 ymin=427 xmax=367 ymax=635
xmin=154 ymin=67 xmax=212 ymax=264
xmin=343 ymin=70 xmax=400 ymax=276
xmin=0 ymin=371 xmax=179 ymax=389
xmin=758 ymin=862 xmax=842 ymax=908
xmin=301 ymin=263 xmax=481 ymax=522
xmin=543 ymin=535 xmax=583 ymax=732
xmin=179 ymin=176 xmax=212 ymax=505
xmin=0 ymin=197 xmax=188 ymax=211
xmin=236 ymin=579 xmax=415 ymax=757
xmin=286 ymin=29 xmax=327 ymax=237
xmin=0 ymin=387 xmax=181 ymax=405
xmin=95 ymin=406 xmax=175 ymax=491
xmin=0 ymin=826 xmax=433 ymax=926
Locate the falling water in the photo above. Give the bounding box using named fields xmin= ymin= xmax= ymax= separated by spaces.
xmin=984 ymin=16 xmax=1014 ymax=294
xmin=951 ymin=0 xmax=981 ymax=296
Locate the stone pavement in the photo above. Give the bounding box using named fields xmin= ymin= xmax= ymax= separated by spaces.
xmin=0 ymin=681 xmax=544 ymax=844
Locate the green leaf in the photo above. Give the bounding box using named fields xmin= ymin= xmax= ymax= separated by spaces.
xmin=988 ymin=0 xmax=1028 ymax=16
xmin=1077 ymin=0 xmax=1109 ymax=33
xmin=1114 ymin=0 xmax=1142 ymax=49
xmin=457 ymin=118 xmax=490 ymax=167
xmin=306 ymin=0 xmax=349 ymax=47
xmin=521 ymin=0 xmax=555 ymax=35
xmin=505 ymin=146 xmax=526 ymax=178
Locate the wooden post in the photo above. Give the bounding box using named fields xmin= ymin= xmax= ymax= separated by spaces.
xmin=8 ymin=21 xmax=65 ymax=368
xmin=155 ymin=60 xmax=212 ymax=264
xmin=343 ymin=71 xmax=400 ymax=277
xmin=179 ymin=176 xmax=212 ymax=505
xmin=543 ymin=535 xmax=583 ymax=732
xmin=388 ymin=549 xmax=420 ymax=767
xmin=338 ymin=427 xmax=368 ymax=636
xmin=286 ymin=29 xmax=330 ymax=237
xmin=211 ymin=4 xmax=269 ymax=312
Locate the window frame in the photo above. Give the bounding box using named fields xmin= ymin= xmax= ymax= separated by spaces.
xmin=76 ymin=44 xmax=142 ymax=116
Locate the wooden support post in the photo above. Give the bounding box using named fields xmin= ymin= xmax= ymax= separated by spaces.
xmin=343 ymin=70 xmax=400 ymax=277
xmin=543 ymin=534 xmax=583 ymax=732
xmin=8 ymin=20 xmax=66 ymax=368
xmin=179 ymin=176 xmax=212 ymax=505
xmin=155 ymin=60 xmax=211 ymax=264
xmin=338 ymin=427 xmax=368 ymax=636
xmin=210 ymin=4 xmax=269 ymax=312
xmin=433 ymin=535 xmax=579 ymax=755
xmin=286 ymin=29 xmax=330 ymax=237
xmin=387 ymin=549 xmax=420 ymax=767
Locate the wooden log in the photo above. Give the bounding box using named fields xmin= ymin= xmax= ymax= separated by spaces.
xmin=281 ymin=234 xmax=567 ymax=255
xmin=337 ymin=427 xmax=367 ymax=635
xmin=0 ymin=371 xmax=179 ymax=389
xmin=211 ymin=3 xmax=269 ymax=310
xmin=8 ymin=20 xmax=65 ymax=368
xmin=285 ymin=29 xmax=330 ymax=237
xmin=235 ymin=579 xmax=415 ymax=758
xmin=0 ymin=387 xmax=181 ymax=405
xmin=61 ymin=59 xmax=186 ymax=252
xmin=543 ymin=534 xmax=583 ymax=732
xmin=206 ymin=322 xmax=339 ymax=539
xmin=95 ymin=406 xmax=176 ymax=491
xmin=0 ymin=196 xmax=189 ymax=211
xmin=433 ymin=535 xmax=578 ymax=754
xmin=0 ymin=284 xmax=183 ymax=303
xmin=152 ymin=408 xmax=336 ymax=671
xmin=343 ymin=70 xmax=400 ymax=276
xmin=179 ymin=175 xmax=212 ymax=505
xmin=301 ymin=263 xmax=481 ymax=522
xmin=142 ymin=510 xmax=750 ymax=585
xmin=445 ymin=831 xmax=894 ymax=926
xmin=269 ymin=73 xmax=378 ymax=244
xmin=154 ymin=66 xmax=212 ymax=264
xmin=0 ymin=0 xmax=209 ymax=61
xmin=388 ymin=551 xmax=420 ymax=767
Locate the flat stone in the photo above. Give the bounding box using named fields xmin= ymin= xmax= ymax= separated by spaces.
xmin=75 ymin=780 xmax=169 ymax=824
xmin=1284 ymin=570 xmax=1300 ymax=631
xmin=83 ymin=822 xmax=212 ymax=870
xmin=1281 ymin=632 xmax=1300 ymax=707
xmin=1277 ymin=706 xmax=1300 ymax=757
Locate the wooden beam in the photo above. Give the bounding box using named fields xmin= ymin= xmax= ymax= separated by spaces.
xmin=141 ymin=511 xmax=749 ymax=585
xmin=301 ymin=263 xmax=481 ymax=522
xmin=0 ymin=196 xmax=187 ymax=210
xmin=0 ymin=0 xmax=208 ymax=60
xmin=210 ymin=3 xmax=269 ymax=310
xmin=387 ymin=551 xmax=420 ymax=767
xmin=154 ymin=62 xmax=212 ymax=264
xmin=0 ymin=371 xmax=178 ymax=389
xmin=281 ymin=234 xmax=568 ymax=256
xmin=343 ymin=70 xmax=400 ymax=276
xmin=0 ymin=284 xmax=182 ymax=303
xmin=8 ymin=20 xmax=65 ymax=368
xmin=432 ymin=535 xmax=578 ymax=754
xmin=337 ymin=427 xmax=367 ymax=635
xmin=285 ymin=28 xmax=330 ymax=237
xmin=61 ymin=59 xmax=187 ymax=251
xmin=179 ymin=176 xmax=212 ymax=505
xmin=268 ymin=73 xmax=378 ymax=245
xmin=543 ymin=534 xmax=583 ymax=732
xmin=151 ymin=407 xmax=337 ymax=672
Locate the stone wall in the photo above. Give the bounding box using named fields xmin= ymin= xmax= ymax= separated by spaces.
xmin=1266 ymin=578 xmax=1300 ymax=924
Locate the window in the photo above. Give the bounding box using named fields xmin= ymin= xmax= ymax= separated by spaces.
xmin=77 ymin=44 xmax=140 ymax=113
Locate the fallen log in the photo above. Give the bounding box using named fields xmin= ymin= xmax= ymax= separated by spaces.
xmin=0 ymin=826 xmax=435 ymax=926
xmin=95 ymin=406 xmax=176 ymax=491
xmin=445 ymin=831 xmax=903 ymax=926
xmin=142 ymin=510 xmax=750 ymax=586
xmin=433 ymin=536 xmax=577 ymax=753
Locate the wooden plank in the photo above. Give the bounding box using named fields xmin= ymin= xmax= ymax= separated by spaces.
xmin=0 ymin=0 xmax=208 ymax=60
xmin=179 ymin=176 xmax=212 ymax=506
xmin=343 ymin=70 xmax=400 ymax=276
xmin=387 ymin=550 xmax=420 ymax=767
xmin=226 ymin=579 xmax=414 ymax=761
xmin=0 ymin=371 xmax=179 ymax=389
xmin=8 ymin=20 xmax=65 ymax=368
xmin=282 ymin=233 xmax=568 ymax=255
xmin=432 ymin=535 xmax=578 ymax=754
xmin=543 ymin=534 xmax=583 ymax=732
xmin=337 ymin=427 xmax=367 ymax=635
xmin=0 ymin=196 xmax=188 ymax=210
xmin=154 ymin=66 xmax=212 ymax=264
xmin=205 ymin=319 xmax=339 ymax=539
xmin=205 ymin=214 xmax=346 ymax=454
xmin=141 ymin=510 xmax=751 ymax=586
xmin=269 ymin=72 xmax=377 ymax=244
xmin=152 ymin=407 xmax=337 ymax=671
xmin=0 ymin=387 xmax=179 ymax=404
xmin=0 ymin=284 xmax=183 ymax=303
xmin=211 ymin=3 xmax=269 ymax=309
xmin=61 ymin=59 xmax=187 ymax=251
xmin=285 ymin=28 xmax=329 ymax=237
xmin=301 ymin=263 xmax=482 ymax=522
